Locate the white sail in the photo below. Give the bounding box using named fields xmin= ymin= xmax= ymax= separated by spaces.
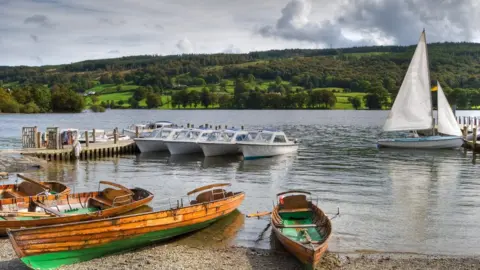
xmin=437 ymin=82 xmax=462 ymax=136
xmin=383 ymin=31 xmax=433 ymax=132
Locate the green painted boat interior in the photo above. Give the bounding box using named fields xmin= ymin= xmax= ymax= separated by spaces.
xmin=279 ymin=211 xmax=324 ymax=242
xmin=21 ymin=214 xmax=228 ymax=270
xmin=63 ymin=207 xmax=99 ymax=215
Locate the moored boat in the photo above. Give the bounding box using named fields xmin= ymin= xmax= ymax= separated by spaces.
xmin=0 ymin=181 xmax=153 ymax=235
xmin=377 ymin=30 xmax=463 ymax=149
xmin=0 ymin=174 xmax=70 ymax=199
xmin=123 ymin=121 xmax=174 ymax=138
xmin=7 ymin=183 xmax=244 ymax=270
xmin=198 ymin=129 xmax=256 ymax=157
xmin=164 ymin=128 xmax=214 ymax=155
xmin=237 ymin=130 xmax=298 ymax=160
xmin=271 ymin=191 xmax=332 ymax=269
xmin=134 ymin=127 xmax=182 ymax=153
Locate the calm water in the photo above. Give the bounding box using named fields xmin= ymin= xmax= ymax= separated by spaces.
xmin=1 ymin=110 xmax=480 ymax=256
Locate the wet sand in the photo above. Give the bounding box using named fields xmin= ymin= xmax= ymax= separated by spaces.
xmin=0 ymin=238 xmax=478 ymax=270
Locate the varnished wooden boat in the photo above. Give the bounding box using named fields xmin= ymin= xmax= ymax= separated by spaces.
xmin=0 ymin=174 xmax=70 ymax=199
xmin=0 ymin=181 xmax=153 ymax=236
xmin=271 ymin=191 xmax=332 ymax=269
xmin=8 ymin=183 xmax=244 ymax=270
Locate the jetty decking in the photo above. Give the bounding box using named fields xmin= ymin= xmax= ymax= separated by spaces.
xmin=20 ymin=140 xmax=137 ymax=161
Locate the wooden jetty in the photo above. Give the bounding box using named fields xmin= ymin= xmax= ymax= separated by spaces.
xmin=458 ymin=116 xmax=479 ymax=153
xmin=21 ymin=140 xmax=137 ymax=161
xmin=19 ymin=127 xmax=138 ymax=161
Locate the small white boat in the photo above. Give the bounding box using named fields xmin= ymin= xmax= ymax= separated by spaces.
xmin=198 ymin=129 xmax=257 ymax=157
xmin=164 ymin=128 xmax=214 ymax=155
xmin=134 ymin=127 xmax=182 ymax=153
xmin=123 ymin=121 xmax=174 ymax=138
xmin=237 ymin=130 xmax=298 ymax=160
xmin=377 ymin=30 xmax=463 ymax=149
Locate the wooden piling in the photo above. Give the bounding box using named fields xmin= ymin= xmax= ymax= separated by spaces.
xmin=114 ymin=128 xmax=118 ymax=144
xmin=92 ymin=129 xmax=96 ymax=143
xmin=473 ymin=127 xmax=478 ymax=151
xmin=135 ymin=126 xmax=139 ymax=138
xmin=84 ymin=131 xmax=89 ymax=148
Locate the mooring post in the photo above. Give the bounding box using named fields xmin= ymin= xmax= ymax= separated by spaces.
xmin=114 ymin=128 xmax=118 ymax=144
xmin=36 ymin=132 xmax=41 ymax=148
xmin=463 ymin=125 xmax=468 ymax=139
xmin=92 ymin=129 xmax=96 ymax=143
xmin=33 ymin=126 xmax=38 ymax=148
xmin=135 ymin=126 xmax=139 ymax=138
xmin=85 ymin=131 xmax=89 ymax=148
xmin=473 ymin=127 xmax=478 ymax=151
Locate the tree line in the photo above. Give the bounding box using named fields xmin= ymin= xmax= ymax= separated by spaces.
xmin=2 ymin=42 xmax=480 ymax=112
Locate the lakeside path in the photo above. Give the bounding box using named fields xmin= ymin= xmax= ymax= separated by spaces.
xmin=0 ymin=239 xmax=478 ymax=270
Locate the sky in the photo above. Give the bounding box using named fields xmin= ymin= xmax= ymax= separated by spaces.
xmin=1 ymin=0 xmax=479 ymax=66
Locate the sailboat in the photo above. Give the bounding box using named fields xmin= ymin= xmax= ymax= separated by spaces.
xmin=377 ymin=30 xmax=463 ymax=149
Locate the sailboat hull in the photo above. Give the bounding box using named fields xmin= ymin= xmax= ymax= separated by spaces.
xmin=378 ymin=136 xmax=463 ymax=149
xmin=377 ymin=136 xmax=463 ymax=149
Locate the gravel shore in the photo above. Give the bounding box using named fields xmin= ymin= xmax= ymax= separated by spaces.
xmin=0 ymin=238 xmax=478 ymax=270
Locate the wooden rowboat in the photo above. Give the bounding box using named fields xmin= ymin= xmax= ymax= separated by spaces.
xmin=0 ymin=181 xmax=153 ymax=236
xmin=0 ymin=174 xmax=70 ymax=199
xmin=8 ymin=183 xmax=244 ymax=270
xmin=271 ymin=190 xmax=332 ymax=269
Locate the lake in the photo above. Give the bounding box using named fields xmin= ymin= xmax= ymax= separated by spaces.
xmin=0 ymin=109 xmax=479 ymax=255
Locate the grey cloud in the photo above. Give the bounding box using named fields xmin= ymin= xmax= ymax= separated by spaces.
xmin=257 ymin=0 xmax=480 ymax=47
xmin=257 ymin=0 xmax=370 ymax=47
xmin=24 ymin=14 xmax=54 ymax=28
xmin=176 ymin=38 xmax=193 ymax=53
xmin=30 ymin=34 xmax=39 ymax=42
xmin=31 ymin=56 xmax=43 ymax=64
xmin=98 ymin=18 xmax=126 ymax=26
xmin=108 ymin=50 xmax=119 ymax=54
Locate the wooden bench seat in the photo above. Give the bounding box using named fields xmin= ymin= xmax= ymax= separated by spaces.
xmin=33 ymin=201 xmax=64 ymax=217
xmin=4 ymin=190 xmax=28 ymax=198
xmin=89 ymin=197 xmax=113 ymax=208
xmin=277 ymin=224 xmax=317 ymax=228
xmin=278 ymin=208 xmax=311 ymax=213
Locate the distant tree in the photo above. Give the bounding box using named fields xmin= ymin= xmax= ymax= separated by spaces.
xmin=128 ymin=97 xmax=140 ymax=109
xmin=217 ymin=94 xmax=233 ymax=109
xmin=188 ymin=90 xmax=201 ymax=108
xmin=294 ymin=91 xmax=309 ymax=108
xmin=200 ymin=87 xmax=212 ymax=108
xmin=133 ymin=87 xmax=148 ymax=101
xmin=99 ymin=74 xmax=113 ymax=84
xmin=116 ymin=85 xmax=122 ymax=92
xmin=146 ymin=93 xmax=162 ymax=108
xmin=91 ymin=95 xmax=99 ymax=104
xmin=364 ymin=94 xmax=382 ymax=110
xmin=90 ymin=104 xmax=106 ymax=112
xmin=51 ymin=85 xmax=85 ymax=112
xmin=348 ymin=96 xmax=362 ymax=109
xmin=112 ymin=72 xmax=125 ymax=85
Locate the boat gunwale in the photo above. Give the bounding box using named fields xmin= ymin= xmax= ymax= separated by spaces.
xmin=7 ymin=191 xmax=245 ymax=235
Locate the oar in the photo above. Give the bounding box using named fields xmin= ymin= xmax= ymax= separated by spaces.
xmin=17 ymin=174 xmax=51 ymax=190
xmin=246 ymin=211 xmax=271 ymax=218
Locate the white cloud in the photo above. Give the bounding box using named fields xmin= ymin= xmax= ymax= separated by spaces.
xmin=176 ymin=38 xmax=193 ymax=54
xmin=0 ymin=0 xmax=479 ymax=66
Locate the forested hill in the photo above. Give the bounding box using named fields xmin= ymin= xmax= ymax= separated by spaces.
xmin=1 ymin=42 xmax=480 ymax=113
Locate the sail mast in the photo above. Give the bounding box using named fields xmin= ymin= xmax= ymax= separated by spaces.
xmin=423 ymin=29 xmax=435 ymax=135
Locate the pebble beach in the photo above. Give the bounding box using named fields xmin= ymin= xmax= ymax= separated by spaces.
xmin=0 ymin=238 xmax=478 ymax=270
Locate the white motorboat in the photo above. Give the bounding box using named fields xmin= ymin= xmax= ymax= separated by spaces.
xmin=237 ymin=130 xmax=298 ymax=160
xmin=164 ymin=128 xmax=214 ymax=155
xmin=134 ymin=127 xmax=182 ymax=153
xmin=123 ymin=121 xmax=174 ymax=138
xmin=377 ymin=30 xmax=463 ymax=149
xmin=197 ymin=129 xmax=257 ymax=157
